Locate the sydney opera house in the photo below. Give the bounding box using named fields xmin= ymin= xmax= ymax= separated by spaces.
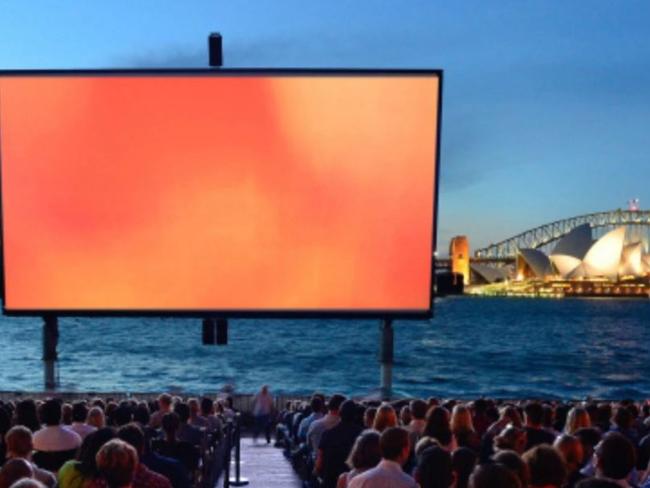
xmin=516 ymin=224 xmax=650 ymax=281
xmin=465 ymin=224 xmax=650 ymax=297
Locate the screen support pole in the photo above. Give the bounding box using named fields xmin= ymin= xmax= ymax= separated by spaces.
xmin=379 ymin=319 xmax=393 ymax=400
xmin=42 ymin=316 xmax=59 ymax=390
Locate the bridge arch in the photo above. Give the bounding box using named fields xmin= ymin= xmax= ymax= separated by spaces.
xmin=474 ymin=209 xmax=650 ymax=259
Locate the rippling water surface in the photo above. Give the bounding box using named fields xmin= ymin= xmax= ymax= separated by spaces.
xmin=1 ymin=297 xmax=649 ymax=399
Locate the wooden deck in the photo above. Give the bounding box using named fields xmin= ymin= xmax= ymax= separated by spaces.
xmin=219 ymin=437 xmax=302 ymax=488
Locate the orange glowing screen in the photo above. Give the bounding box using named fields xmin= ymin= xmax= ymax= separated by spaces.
xmin=0 ymin=72 xmax=439 ymax=313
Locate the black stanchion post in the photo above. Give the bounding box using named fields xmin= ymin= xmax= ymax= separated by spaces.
xmin=229 ymin=413 xmax=249 ymax=486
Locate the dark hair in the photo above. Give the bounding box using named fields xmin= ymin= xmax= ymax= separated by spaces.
xmin=410 ymin=400 xmax=428 ymax=420
xmin=117 ymin=423 xmax=145 ymax=455
xmin=524 ymin=402 xmax=544 ymax=426
xmin=200 ymin=397 xmax=213 ymax=415
xmin=451 ymin=447 xmax=477 ymax=488
xmin=379 ymin=427 xmax=409 ymax=461
xmin=78 ymin=427 xmax=117 ymax=477
xmin=174 ymin=403 xmax=190 ymax=423
xmin=113 ymin=406 xmax=133 ymax=427
xmin=416 ymin=446 xmax=453 ymax=488
xmin=310 ymin=396 xmax=324 ymax=413
xmin=596 ymin=432 xmax=636 ymax=480
xmin=0 ymin=458 xmax=34 ymax=488
xmin=613 ymin=406 xmax=633 ymax=430
xmin=523 ymin=444 xmax=566 ymax=488
xmin=162 ymin=412 xmax=180 ymax=439
xmin=72 ymin=402 xmax=88 ymax=423
xmin=346 ymin=430 xmax=381 ymax=470
xmin=574 ymin=427 xmax=601 ymax=448
xmin=469 ymin=463 xmax=521 ymax=488
xmin=339 ymin=400 xmax=357 ymax=423
xmin=424 ymin=407 xmax=452 ymax=446
xmin=327 ymin=394 xmax=346 ymax=412
xmin=0 ymin=408 xmax=11 ymax=437
xmin=493 ymin=450 xmax=529 ymax=488
xmin=40 ymin=399 xmax=62 ymax=426
xmin=14 ymin=400 xmax=40 ymax=433
xmin=133 ymin=403 xmax=150 ymax=426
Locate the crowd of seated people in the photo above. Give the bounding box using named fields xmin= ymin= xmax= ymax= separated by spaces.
xmin=275 ymin=396 xmax=650 ymax=488
xmin=0 ymin=394 xmax=233 ymax=488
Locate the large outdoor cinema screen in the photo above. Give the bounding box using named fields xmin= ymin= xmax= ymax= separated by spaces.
xmin=0 ymin=70 xmax=441 ymax=317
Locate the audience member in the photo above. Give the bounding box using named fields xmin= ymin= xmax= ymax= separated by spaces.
xmin=593 ymin=432 xmax=636 ymax=486
xmin=307 ymin=395 xmax=345 ymax=454
xmin=415 ymin=445 xmax=454 ymax=488
xmin=316 ymin=400 xmax=364 ymax=488
xmin=68 ymin=402 xmax=96 ymax=440
xmin=93 ymin=439 xmax=137 ymax=488
xmin=298 ymin=396 xmax=325 ymax=442
xmin=87 ymin=408 xmax=106 ymax=430
xmin=493 ymin=450 xmax=529 ymax=488
xmin=424 ymin=407 xmax=456 ymax=451
xmin=348 ymin=427 xmax=416 ymax=488
xmin=451 ymin=404 xmax=481 ymax=452
xmin=494 ymin=425 xmax=527 ymax=454
xmin=4 ymin=427 xmax=55 ymax=488
xmin=452 ymin=447 xmax=477 ymax=488
xmin=523 ymin=444 xmax=567 ymax=488
xmin=0 ymin=459 xmax=34 ymax=488
xmin=554 ymin=434 xmax=585 ymax=488
xmin=149 ymin=395 xmax=173 ymax=430
xmin=337 ymin=430 xmax=381 ymax=488
xmin=469 ymin=462 xmax=521 ymax=488
xmin=58 ymin=428 xmax=116 ymax=488
xmin=116 ymin=424 xmax=172 ymax=488
xmin=524 ymin=402 xmax=556 ymax=450
xmin=172 ymin=404 xmax=202 ymax=447
xmin=13 ymin=401 xmax=40 ymax=434
xmin=372 ymin=404 xmax=398 ymax=433
xmin=565 ymin=407 xmax=592 ymax=435
xmin=32 ymin=400 xmax=81 ymax=471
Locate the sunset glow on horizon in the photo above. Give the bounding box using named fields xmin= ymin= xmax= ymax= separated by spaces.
xmin=0 ymin=73 xmax=439 ymax=312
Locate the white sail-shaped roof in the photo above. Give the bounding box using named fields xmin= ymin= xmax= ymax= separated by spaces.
xmin=518 ymin=248 xmax=554 ymax=278
xmin=580 ymin=227 xmax=626 ymax=280
xmin=551 ymin=223 xmax=593 ymax=259
xmin=641 ymin=254 xmax=650 ymax=273
xmin=550 ymin=254 xmax=582 ymax=277
xmin=620 ymin=242 xmax=643 ymax=276
xmin=470 ymin=263 xmax=509 ymax=283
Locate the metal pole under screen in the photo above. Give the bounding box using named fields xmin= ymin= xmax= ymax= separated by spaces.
xmin=380 ymin=319 xmax=394 ymax=400
xmin=42 ymin=316 xmax=59 ymax=390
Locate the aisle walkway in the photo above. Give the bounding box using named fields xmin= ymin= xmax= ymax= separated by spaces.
xmin=223 ymin=437 xmax=302 ymax=488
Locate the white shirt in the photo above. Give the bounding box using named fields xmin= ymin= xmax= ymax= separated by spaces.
xmin=33 ymin=425 xmax=81 ymax=452
xmin=66 ymin=422 xmax=96 ymax=440
xmin=307 ymin=413 xmax=340 ymax=453
xmin=348 ymin=459 xmax=417 ymax=488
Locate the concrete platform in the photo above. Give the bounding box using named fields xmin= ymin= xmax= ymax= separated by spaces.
xmin=220 ymin=437 xmax=302 ymax=488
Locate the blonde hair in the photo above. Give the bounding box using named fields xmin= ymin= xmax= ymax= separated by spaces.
xmin=96 ymin=439 xmax=137 ymax=488
xmin=372 ymin=403 xmax=397 ymax=433
xmin=564 ymin=407 xmax=591 ymax=434
xmin=450 ymin=404 xmax=475 ymax=433
xmin=87 ymin=406 xmax=106 ymax=429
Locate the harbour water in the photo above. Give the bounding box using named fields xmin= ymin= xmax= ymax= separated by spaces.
xmin=1 ymin=296 xmax=649 ymax=399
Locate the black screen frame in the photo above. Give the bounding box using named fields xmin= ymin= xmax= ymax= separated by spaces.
xmin=0 ymin=68 xmax=442 ymax=319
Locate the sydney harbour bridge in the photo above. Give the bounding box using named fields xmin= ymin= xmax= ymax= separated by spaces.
xmin=437 ymin=209 xmax=650 ymax=269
